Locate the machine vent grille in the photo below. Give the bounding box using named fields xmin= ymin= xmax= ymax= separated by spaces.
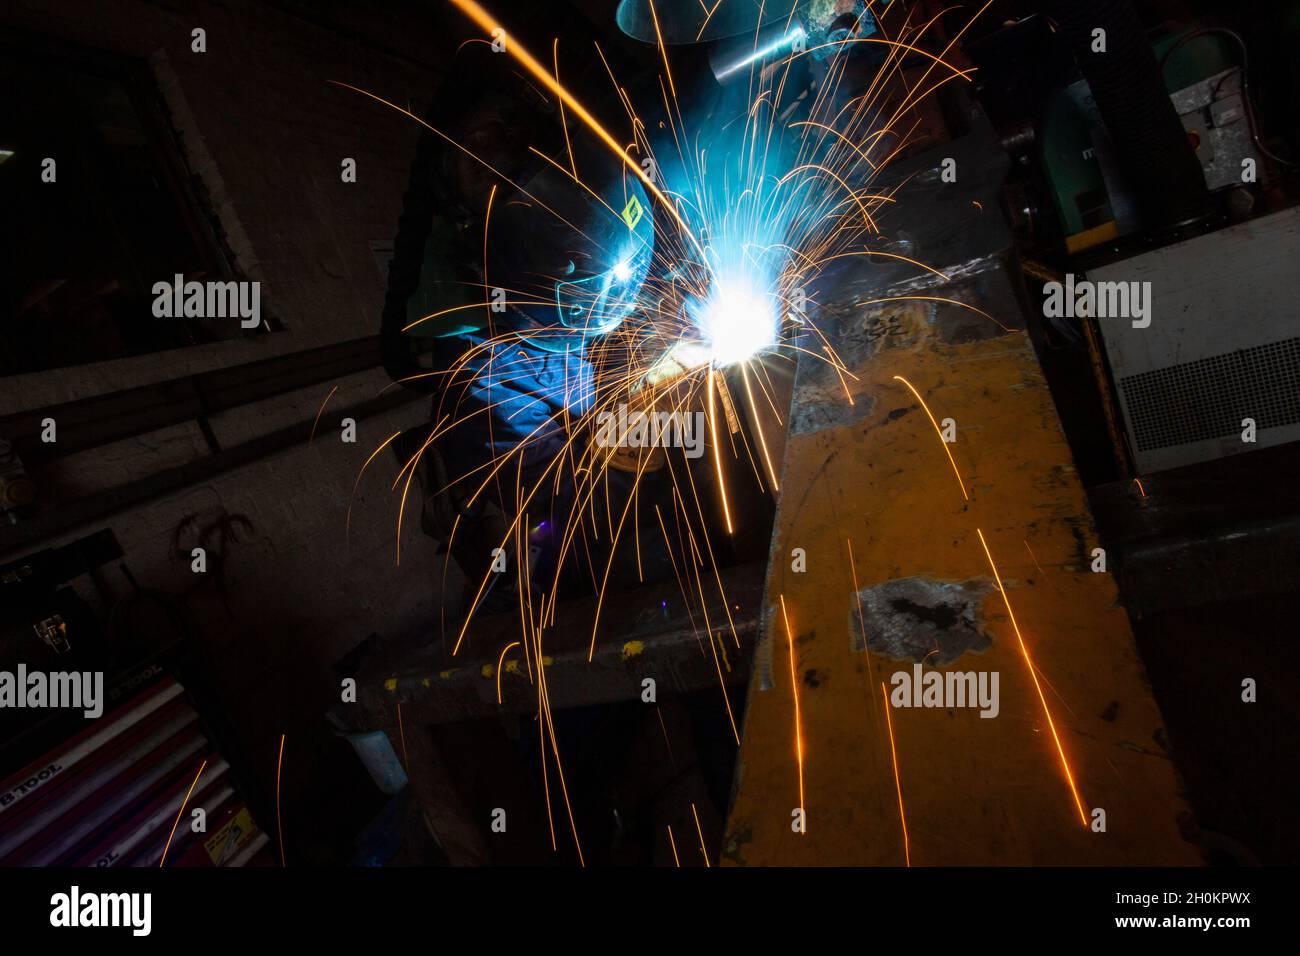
xmin=1119 ymin=337 xmax=1300 ymax=451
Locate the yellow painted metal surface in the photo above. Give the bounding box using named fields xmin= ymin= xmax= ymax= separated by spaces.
xmin=1066 ymin=219 xmax=1121 ymax=253
xmin=723 ymin=301 xmax=1198 ymax=866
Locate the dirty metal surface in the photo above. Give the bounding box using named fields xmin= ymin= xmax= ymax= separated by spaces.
xmin=723 ymin=140 xmax=1198 ymax=865
xmin=851 ymin=576 xmax=993 ymax=663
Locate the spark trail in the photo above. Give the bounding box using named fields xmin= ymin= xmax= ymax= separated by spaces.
xmin=337 ymin=0 xmax=1006 ymax=860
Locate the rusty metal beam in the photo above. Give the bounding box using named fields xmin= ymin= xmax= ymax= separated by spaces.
xmin=723 ymin=128 xmax=1198 ymax=866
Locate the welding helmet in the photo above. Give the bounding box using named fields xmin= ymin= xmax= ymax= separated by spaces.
xmin=487 ymin=148 xmax=655 ymax=353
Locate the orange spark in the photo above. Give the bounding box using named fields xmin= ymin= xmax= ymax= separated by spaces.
xmin=346 ymin=429 xmax=401 ymax=539
xmin=159 ymin=759 xmax=208 ymax=867
xmin=496 ymin=641 xmax=520 ymax=704
xmin=1024 ymin=539 xmax=1047 ymax=577
xmin=276 ymin=733 xmax=286 ymax=866
xmin=707 ymin=370 xmax=735 ymax=534
xmin=309 ymin=385 xmax=338 ymax=444
xmin=892 ymin=374 xmax=969 ymax=501
xmin=778 ymin=593 xmax=806 ymax=828
xmin=846 ymin=537 xmax=869 ymax=650
xmin=690 ymin=802 xmax=710 ymax=867
xmin=446 ymin=0 xmax=705 ymax=259
xmin=880 ymin=682 xmax=910 ymax=866
xmin=976 ymin=528 xmax=1088 ymax=826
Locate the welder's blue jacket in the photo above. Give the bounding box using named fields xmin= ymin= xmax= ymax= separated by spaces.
xmin=434 ymin=331 xmax=596 ymax=476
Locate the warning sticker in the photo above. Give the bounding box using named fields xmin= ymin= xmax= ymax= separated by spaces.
xmin=621 ymin=195 xmax=644 ymax=231
xmin=204 ymin=806 xmax=257 ymax=866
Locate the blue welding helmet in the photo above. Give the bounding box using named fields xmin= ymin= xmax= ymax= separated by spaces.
xmin=487 ymin=150 xmax=654 ymax=353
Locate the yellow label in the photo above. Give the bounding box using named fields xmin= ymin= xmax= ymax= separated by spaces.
xmin=621 ymin=195 xmax=644 ymax=231
xmin=204 ymin=806 xmax=257 ymax=865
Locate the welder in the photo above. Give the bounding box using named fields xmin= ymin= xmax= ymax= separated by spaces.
xmin=380 ymin=40 xmax=656 ymax=612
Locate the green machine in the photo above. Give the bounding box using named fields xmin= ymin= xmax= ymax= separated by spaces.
xmin=1042 ymin=30 xmax=1242 ymax=252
